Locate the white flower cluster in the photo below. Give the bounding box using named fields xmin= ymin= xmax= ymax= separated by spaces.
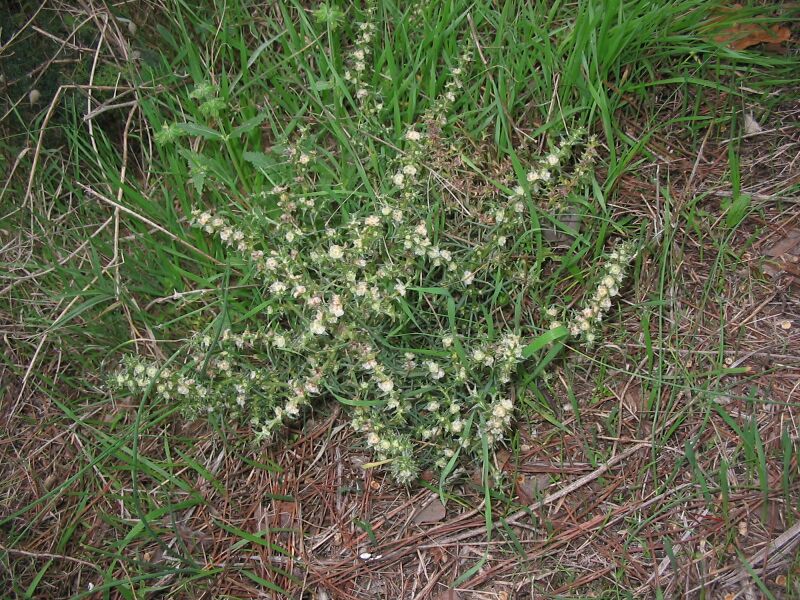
xmin=525 ymin=129 xmax=584 ymax=190
xmin=484 ymin=394 xmax=515 ymax=444
xmin=564 ymin=241 xmax=638 ymax=344
xmin=343 ymin=7 xmax=381 ymax=114
xmin=431 ymin=51 xmax=472 ymax=120
xmin=545 ymin=135 xmax=599 ymax=212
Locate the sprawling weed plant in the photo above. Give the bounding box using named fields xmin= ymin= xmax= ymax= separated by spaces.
xmin=110 ymin=7 xmax=637 ymax=485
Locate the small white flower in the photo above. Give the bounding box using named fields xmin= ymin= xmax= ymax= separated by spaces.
xmin=402 ymin=164 xmax=417 ymax=176
xmin=269 ymin=281 xmax=287 ymax=295
xmin=364 ymin=215 xmax=381 ymax=227
xmin=310 ymin=319 xmax=326 ymax=335
xmin=328 ymin=245 xmax=344 ymax=260
xmin=492 ymin=404 xmax=508 ymax=419
xmin=462 ymin=270 xmax=475 ymax=286
xmin=329 ymin=296 xmax=345 ymax=318
xmin=392 ymin=172 xmax=405 ymax=187
xmin=526 ymin=171 xmax=539 ymax=182
xmin=394 ymin=282 xmax=407 ymax=297
xmin=442 ymin=335 xmax=453 ymax=348
xmin=356 ymin=88 xmax=369 ymax=100
xmin=298 ymin=153 xmax=310 ymax=165
xmin=546 ymin=154 xmax=559 ymax=166
xmin=405 ymin=130 xmax=421 ymax=142
xmin=426 ymin=361 xmax=445 ymax=380
xmin=273 ymin=334 xmax=286 ymax=348
xmin=378 ymin=379 xmax=394 ymax=393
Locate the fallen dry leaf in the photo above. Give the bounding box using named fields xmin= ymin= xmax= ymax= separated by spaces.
xmin=516 ymin=473 xmax=550 ymax=504
xmin=765 ymin=228 xmax=800 ymax=258
xmin=743 ymin=113 xmax=763 ymax=135
xmin=412 ymin=498 xmax=446 ymax=524
xmin=761 ymin=227 xmax=800 ymax=284
xmin=273 ymin=500 xmax=297 ymax=528
xmin=709 ymin=5 xmax=791 ymax=51
xmin=432 ymin=590 xmax=462 ymax=600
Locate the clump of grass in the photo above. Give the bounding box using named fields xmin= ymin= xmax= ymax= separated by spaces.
xmin=108 ymin=8 xmax=637 ymax=486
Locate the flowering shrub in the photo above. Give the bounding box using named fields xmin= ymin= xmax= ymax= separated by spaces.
xmin=109 ymin=10 xmax=637 ymax=485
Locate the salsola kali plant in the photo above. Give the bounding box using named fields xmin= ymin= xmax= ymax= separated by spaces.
xmin=109 ymin=11 xmax=638 ymax=485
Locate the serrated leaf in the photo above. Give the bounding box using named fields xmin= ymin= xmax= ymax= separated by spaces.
xmin=190 ymin=169 xmax=206 ymax=195
xmin=312 ymin=79 xmax=333 ymax=92
xmin=232 ymin=112 xmax=268 ymax=138
xmin=176 ymin=122 xmax=224 ymax=141
xmin=243 ymin=151 xmax=276 ymax=172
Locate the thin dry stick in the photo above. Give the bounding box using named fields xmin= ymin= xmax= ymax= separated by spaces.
xmin=23 ymin=84 xmax=136 ymax=209
xmin=77 ymin=183 xmax=225 ymax=266
xmin=0 ymin=1 xmax=47 ymax=53
xmin=422 ymin=442 xmax=651 ymax=549
xmin=0 ymin=544 xmax=99 ymax=570
xmin=0 ymin=147 xmax=30 ymax=207
xmin=86 ymin=12 xmax=107 ymax=170
xmin=112 ymin=105 xmax=138 ymax=295
xmin=0 ymin=215 xmax=114 ymax=296
xmin=718 ymin=520 xmax=800 ymax=587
